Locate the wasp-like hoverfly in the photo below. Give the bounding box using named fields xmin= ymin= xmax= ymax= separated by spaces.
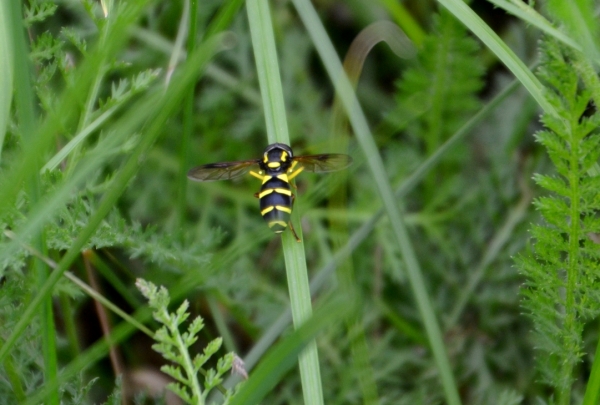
xmin=187 ymin=143 xmax=352 ymax=241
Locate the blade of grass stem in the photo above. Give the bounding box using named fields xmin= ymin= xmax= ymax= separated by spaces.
xmin=2 ymin=349 xmax=26 ymax=402
xmin=546 ymin=0 xmax=600 ymax=64
xmin=131 ymin=27 xmax=262 ymax=105
xmin=376 ymin=0 xmax=426 ymax=46
xmin=91 ymin=251 xmax=143 ymax=308
xmin=58 ymin=292 xmax=81 ymax=358
xmin=41 ymin=105 xmax=119 ymax=172
xmin=246 ymin=1 xmax=325 ymax=403
xmin=165 ymin=0 xmax=189 ymax=86
xmin=177 ymin=0 xmax=197 ymax=235
xmin=203 ymin=0 xmax=245 ymax=40
xmin=5 ymin=231 xmax=154 ymax=336
xmin=228 ymin=296 xmax=355 ymax=405
xmin=0 ymin=36 xmax=222 ymax=365
xmin=583 ymin=322 xmax=600 ymax=405
xmin=487 ymin=0 xmax=581 ymax=52
xmin=446 ymin=178 xmax=532 ymax=327
xmin=10 ymin=0 xmax=58 ymax=402
xmin=435 ymin=0 xmax=555 ymax=116
xmin=0 ymin=0 xmax=13 ymax=159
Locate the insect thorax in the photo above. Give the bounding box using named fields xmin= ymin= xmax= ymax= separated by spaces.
xmin=259 ymin=144 xmax=293 ymax=174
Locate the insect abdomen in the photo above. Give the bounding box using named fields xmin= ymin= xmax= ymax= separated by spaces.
xmin=259 ymin=176 xmax=293 ymax=233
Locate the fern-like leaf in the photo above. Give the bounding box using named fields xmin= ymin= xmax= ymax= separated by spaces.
xmin=515 ymin=40 xmax=600 ymax=403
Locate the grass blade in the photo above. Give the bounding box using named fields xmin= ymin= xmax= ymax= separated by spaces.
xmin=0 ymin=0 xmax=13 ymax=159
xmin=246 ymin=0 xmax=325 ymax=403
xmin=436 ymin=0 xmax=555 ymax=116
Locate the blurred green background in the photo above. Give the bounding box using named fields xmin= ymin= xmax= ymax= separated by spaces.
xmin=1 ymin=0 xmax=598 ymax=404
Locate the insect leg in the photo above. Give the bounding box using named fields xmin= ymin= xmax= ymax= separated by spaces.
xmin=288 ymin=220 xmax=301 ymax=242
xmin=288 ymin=164 xmax=304 ymax=181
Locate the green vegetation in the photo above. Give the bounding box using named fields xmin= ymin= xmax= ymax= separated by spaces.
xmin=1 ymin=0 xmax=600 ymax=404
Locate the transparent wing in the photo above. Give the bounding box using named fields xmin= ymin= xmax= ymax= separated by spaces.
xmin=187 ymin=159 xmax=260 ymax=182
xmin=293 ymin=154 xmax=353 ymax=173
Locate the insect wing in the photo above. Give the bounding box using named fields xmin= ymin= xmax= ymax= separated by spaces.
xmin=293 ymin=154 xmax=353 ymax=173
xmin=187 ymin=160 xmax=259 ymax=182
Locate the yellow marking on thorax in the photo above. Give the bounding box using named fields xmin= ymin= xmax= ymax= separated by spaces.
xmin=281 ymin=151 xmax=288 ymax=161
xmin=268 ymin=162 xmax=281 ymax=168
xmin=277 ymin=173 xmax=289 ymax=182
xmin=262 ymin=175 xmax=272 ymax=185
xmin=261 ymin=206 xmax=274 ymax=215
xmin=275 ymin=205 xmax=292 ymax=214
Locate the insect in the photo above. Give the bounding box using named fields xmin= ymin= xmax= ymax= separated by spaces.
xmin=187 ymin=143 xmax=352 ymax=241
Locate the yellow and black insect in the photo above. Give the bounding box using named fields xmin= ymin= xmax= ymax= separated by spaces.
xmin=187 ymin=143 xmax=352 ymax=240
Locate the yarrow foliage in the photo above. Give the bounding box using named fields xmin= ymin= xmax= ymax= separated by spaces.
xmin=136 ymin=279 xmax=241 ymax=405
xmin=516 ymin=41 xmax=600 ymax=402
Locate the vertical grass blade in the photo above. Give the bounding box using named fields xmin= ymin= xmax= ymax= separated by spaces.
xmin=0 ymin=0 xmax=13 ymax=158
xmin=9 ymin=1 xmax=58 ymax=403
xmin=246 ymin=0 xmax=324 ymax=403
xmin=435 ymin=0 xmax=555 ymax=116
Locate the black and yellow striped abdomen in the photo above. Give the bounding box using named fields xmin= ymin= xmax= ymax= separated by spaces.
xmin=258 ymin=174 xmax=293 ymax=233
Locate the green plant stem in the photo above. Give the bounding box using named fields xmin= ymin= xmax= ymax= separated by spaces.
xmin=1 ymin=337 xmax=26 ymax=403
xmin=559 ymin=113 xmax=582 ymax=405
xmin=162 ymin=305 xmax=205 ymax=404
xmin=487 ymin=0 xmax=581 ymax=52
xmin=246 ymin=1 xmax=325 ymax=404
xmin=176 ymin=0 xmax=197 ymax=236
xmin=376 ymin=0 xmax=425 ymax=46
xmin=583 ymin=321 xmax=600 ymax=405
xmin=66 ymin=2 xmax=113 ymax=179
xmin=292 ymin=1 xmax=461 ymax=404
xmin=436 ymin=0 xmax=555 ymax=117
xmin=229 ymin=296 xmax=355 ymax=405
xmin=10 ymin=1 xmax=58 ymax=403
xmin=207 ymin=295 xmax=238 ymax=353
xmin=58 ymin=291 xmax=81 ymax=358
xmin=0 ymin=0 xmax=13 ymax=160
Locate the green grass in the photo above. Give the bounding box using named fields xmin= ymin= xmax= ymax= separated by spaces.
xmin=1 ymin=0 xmax=600 ymax=404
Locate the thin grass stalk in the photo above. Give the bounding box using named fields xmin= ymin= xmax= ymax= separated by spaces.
xmin=375 ymin=0 xmax=426 ymax=46
xmin=65 ymin=1 xmax=116 ymax=179
xmin=291 ymin=1 xmax=461 ymax=403
xmin=328 ymin=22 xmax=414 ymax=405
xmin=436 ymin=0 xmax=555 ymax=116
xmin=246 ymin=0 xmax=324 ymax=403
xmin=0 ymin=0 xmax=13 ymax=159
xmin=228 ymin=297 xmax=354 ymax=405
xmin=177 ymin=0 xmax=198 ymax=236
xmin=583 ymin=322 xmax=600 ymax=405
xmin=10 ymin=1 xmax=58 ymax=403
xmin=487 ymin=0 xmax=581 ymax=52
